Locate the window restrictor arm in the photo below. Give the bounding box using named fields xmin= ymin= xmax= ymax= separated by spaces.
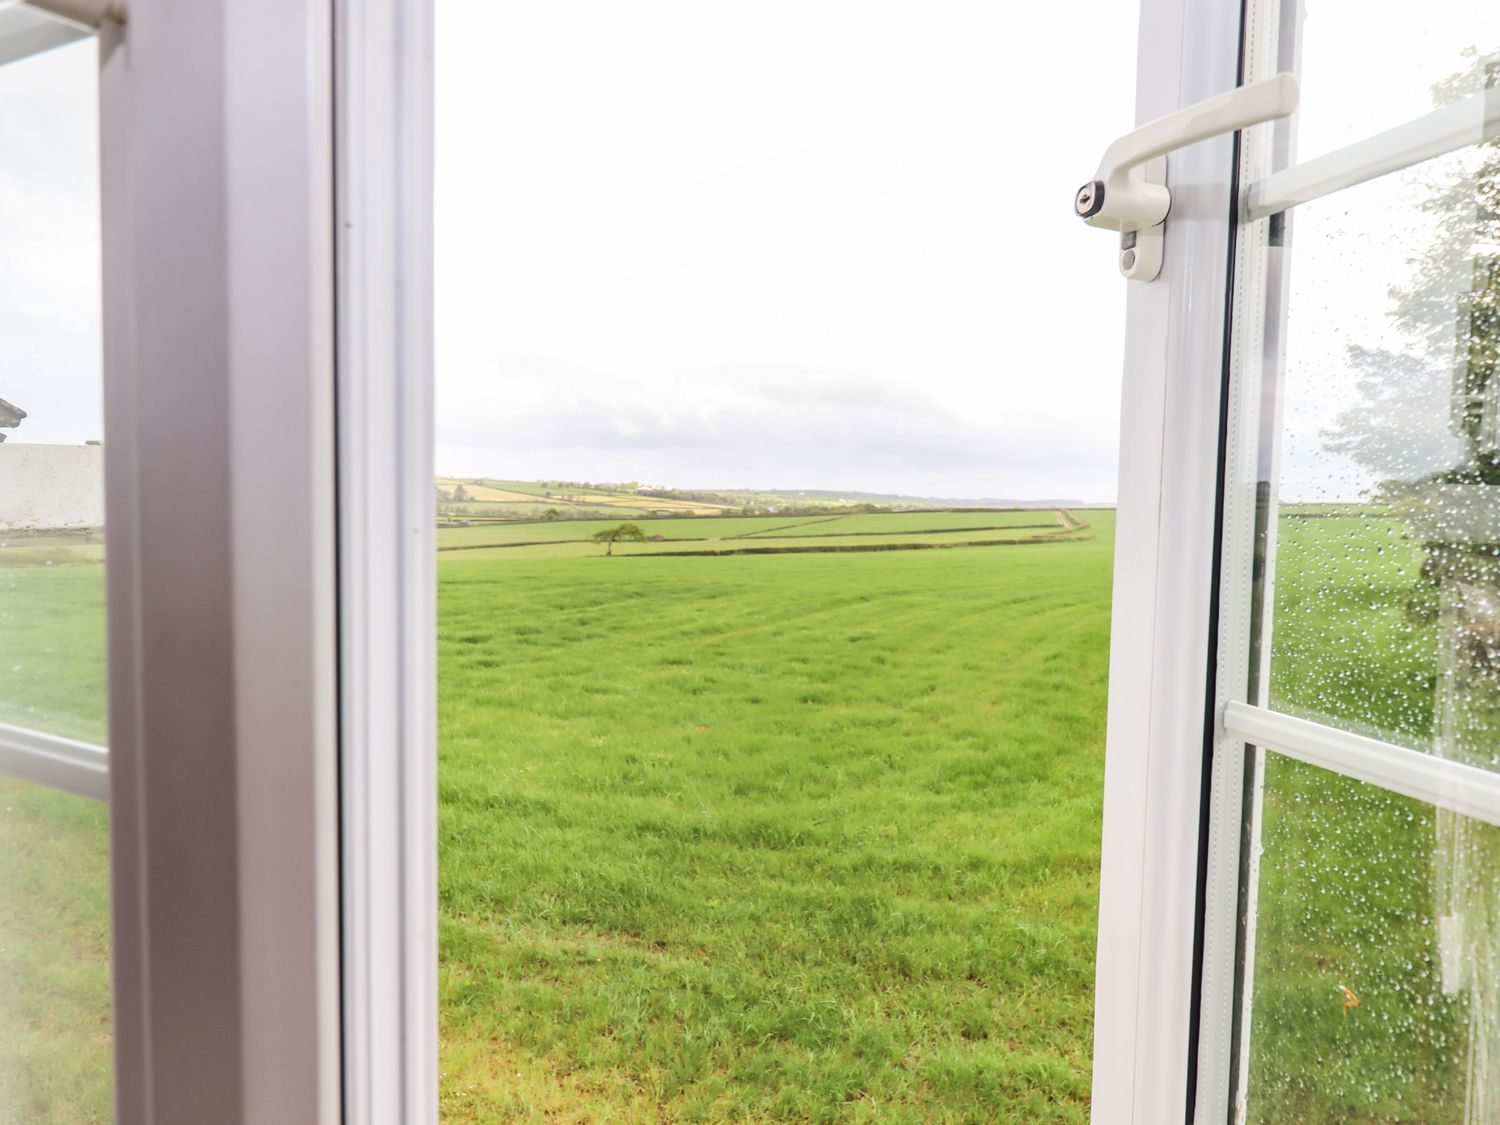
xmin=1075 ymin=72 xmax=1299 ymax=281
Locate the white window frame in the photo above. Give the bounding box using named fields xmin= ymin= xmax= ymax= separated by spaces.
xmin=101 ymin=0 xmax=345 ymax=1117
xmin=1089 ymin=0 xmax=1245 ymax=1120
xmin=335 ymin=0 xmax=438 ymax=1119
xmin=34 ymin=0 xmax=445 ymax=1120
xmin=1095 ymin=0 xmax=1500 ymax=1119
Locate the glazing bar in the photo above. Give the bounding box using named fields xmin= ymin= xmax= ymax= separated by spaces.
xmin=1245 ymin=85 xmax=1500 ymax=220
xmin=1223 ymin=701 xmax=1500 ymax=825
xmin=0 ymin=719 xmax=108 ymax=801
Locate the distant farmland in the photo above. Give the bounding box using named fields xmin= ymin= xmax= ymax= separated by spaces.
xmin=436 ymin=508 xmax=1090 ymax=560
xmin=433 ymin=477 xmax=1087 ymax=524
xmin=436 ymin=478 xmax=735 ymax=521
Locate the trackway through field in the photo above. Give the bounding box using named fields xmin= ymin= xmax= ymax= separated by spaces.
xmin=438 ymin=513 xmax=1114 ymax=1121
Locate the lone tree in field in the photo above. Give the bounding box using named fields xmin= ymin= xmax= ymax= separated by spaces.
xmin=591 ymin=522 xmax=647 ymax=556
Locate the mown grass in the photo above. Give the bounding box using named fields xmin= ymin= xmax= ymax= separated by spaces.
xmin=438 ymin=517 xmax=1115 ymax=1121
xmin=0 ymin=776 xmax=112 ymax=1124
xmin=8 ymin=501 xmax=1477 ymax=1122
xmin=0 ymin=558 xmax=112 ymax=1124
xmin=0 ymin=558 xmax=108 ymax=743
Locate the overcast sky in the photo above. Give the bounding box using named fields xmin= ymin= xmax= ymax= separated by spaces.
xmin=5 ymin=5 xmax=1498 ymax=503
xmin=0 ymin=35 xmax=101 ymax=447
xmin=435 ymin=1 xmax=1139 ymax=501
xmin=1274 ymin=2 xmax=1500 ymax=501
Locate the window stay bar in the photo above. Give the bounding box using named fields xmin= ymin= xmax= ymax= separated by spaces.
xmin=1245 ymin=83 xmax=1500 ymax=220
xmin=0 ymin=720 xmax=108 ymax=802
xmin=1223 ymin=701 xmax=1500 ymax=826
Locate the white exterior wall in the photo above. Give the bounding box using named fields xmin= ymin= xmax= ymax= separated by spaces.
xmin=0 ymin=443 xmax=105 ymax=530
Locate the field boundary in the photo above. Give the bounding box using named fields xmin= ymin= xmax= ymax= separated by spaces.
xmin=436 ymin=510 xmax=1094 ymax=556
xmin=744 ymin=522 xmax=1059 ymax=540
xmin=626 ymin=532 xmax=1089 ymax=558
xmin=728 ymin=516 xmax=844 ymax=539
xmin=439 ymin=536 xmax=710 ymax=553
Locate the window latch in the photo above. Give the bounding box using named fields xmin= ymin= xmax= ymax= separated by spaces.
xmin=1075 ymin=73 xmax=1299 ymax=281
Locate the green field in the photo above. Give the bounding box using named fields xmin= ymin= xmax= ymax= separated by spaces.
xmin=436 ymin=509 xmax=1084 ymax=559
xmin=0 ymin=551 xmax=111 ymax=1124
xmin=3 ymin=502 xmax=1486 ymax=1122
xmin=438 ymin=511 xmax=1113 ymax=1121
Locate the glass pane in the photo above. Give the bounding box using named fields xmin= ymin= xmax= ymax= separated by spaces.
xmin=0 ymin=35 xmax=112 ymax=1123
xmin=1266 ymin=122 xmax=1500 ymax=768
xmin=0 ymin=37 xmax=107 ymax=745
xmin=1294 ymin=4 xmax=1500 ymax=163
xmin=1242 ymin=752 xmax=1488 ymax=1122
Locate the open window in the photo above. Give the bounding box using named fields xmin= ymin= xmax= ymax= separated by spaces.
xmin=15 ymin=0 xmax=1499 ymax=1116
xmin=0 ymin=2 xmax=434 ymax=1120
xmin=1093 ymin=0 xmax=1500 ymax=1120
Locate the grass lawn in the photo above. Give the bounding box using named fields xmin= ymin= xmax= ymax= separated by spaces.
xmin=0 ymin=776 xmax=112 ymax=1124
xmin=10 ymin=502 xmax=1477 ymax=1122
xmin=437 ymin=514 xmax=1114 ymax=1121
xmin=0 ymin=553 xmax=112 ymax=1124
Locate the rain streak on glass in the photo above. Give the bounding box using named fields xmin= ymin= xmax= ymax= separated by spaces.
xmin=1244 ymin=755 xmax=1479 ymax=1123
xmin=1267 ymin=57 xmax=1500 ymax=758
xmin=0 ymin=37 xmax=112 ymax=1122
xmin=1241 ymin=3 xmax=1500 ymax=1118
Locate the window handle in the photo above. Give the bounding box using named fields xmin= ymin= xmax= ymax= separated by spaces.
xmin=1075 ymin=73 xmax=1299 ymax=281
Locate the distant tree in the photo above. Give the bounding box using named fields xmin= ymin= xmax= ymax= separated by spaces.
xmin=591 ymin=522 xmax=647 ymax=556
xmin=543 ymin=508 xmax=563 ymax=521
xmin=1324 ymin=51 xmax=1500 ymax=489
xmin=1315 ymin=52 xmax=1500 ymax=1120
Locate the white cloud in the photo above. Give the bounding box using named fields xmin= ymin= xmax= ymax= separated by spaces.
xmin=437 ymin=356 xmax=1117 ymax=499
xmin=435 ymin=0 xmax=1137 ymax=500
